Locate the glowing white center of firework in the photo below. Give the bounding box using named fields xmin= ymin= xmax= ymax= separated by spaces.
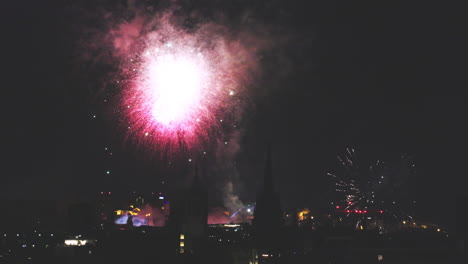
xmin=145 ymin=51 xmax=207 ymax=128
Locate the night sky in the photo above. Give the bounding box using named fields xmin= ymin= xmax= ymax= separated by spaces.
xmin=3 ymin=0 xmax=467 ymax=229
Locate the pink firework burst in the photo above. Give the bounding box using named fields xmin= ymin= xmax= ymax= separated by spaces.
xmin=132 ymin=44 xmax=210 ymax=136
xmin=117 ymin=17 xmax=258 ymax=153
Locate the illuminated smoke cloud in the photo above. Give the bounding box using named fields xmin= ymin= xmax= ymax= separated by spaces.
xmin=207 ymin=207 xmax=231 ymax=225
xmin=207 ymin=203 xmax=255 ymax=224
xmin=111 ymin=16 xmax=144 ymax=57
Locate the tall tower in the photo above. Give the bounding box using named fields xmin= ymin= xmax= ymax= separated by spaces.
xmin=253 ymin=145 xmax=283 ymax=260
xmin=183 ymin=166 xmax=208 ymax=238
xmin=171 ymin=166 xmax=208 ymax=255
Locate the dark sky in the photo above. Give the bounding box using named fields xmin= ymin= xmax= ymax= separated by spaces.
xmin=3 ymin=0 xmax=467 ymax=228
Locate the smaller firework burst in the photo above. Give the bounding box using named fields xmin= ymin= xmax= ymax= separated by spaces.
xmin=328 ymin=148 xmax=388 ymax=213
xmin=328 ymin=149 xmax=416 ymax=230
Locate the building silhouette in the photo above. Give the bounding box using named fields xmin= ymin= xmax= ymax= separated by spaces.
xmin=253 ymin=145 xmax=284 ymax=262
xmin=171 ymin=166 xmax=208 ymax=256
xmin=456 ymin=195 xmax=468 ymax=262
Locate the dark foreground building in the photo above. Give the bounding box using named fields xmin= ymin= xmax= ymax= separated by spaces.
xmin=456 ymin=195 xmax=468 ymax=262
xmin=170 ymin=167 xmax=208 ymax=255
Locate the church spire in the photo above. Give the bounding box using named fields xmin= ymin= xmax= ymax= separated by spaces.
xmin=191 ymin=164 xmax=202 ymax=189
xmin=254 ymin=143 xmax=283 ymax=254
xmin=264 ymin=143 xmax=274 ymax=191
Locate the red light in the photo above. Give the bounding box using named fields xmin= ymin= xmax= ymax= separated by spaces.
xmin=336 ymin=205 xmax=340 ymax=209
xmin=348 ymin=202 xmax=352 ymax=205
xmin=100 ymin=192 xmax=103 ymax=195
xmin=378 ymin=210 xmax=383 ymax=214
xmin=346 ymin=210 xmax=351 ymax=213
xmin=363 ymin=210 xmax=368 ymax=214
xmin=109 ymin=192 xmax=111 ymax=195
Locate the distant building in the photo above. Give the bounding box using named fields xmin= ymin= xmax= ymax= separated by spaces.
xmin=0 ymin=200 xmax=65 ymax=233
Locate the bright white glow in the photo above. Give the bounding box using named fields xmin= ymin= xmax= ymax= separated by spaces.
xmin=146 ymin=53 xmax=207 ymax=126
xmin=224 ymin=224 xmax=240 ymax=227
xmin=64 ymin=240 xmax=88 ymax=246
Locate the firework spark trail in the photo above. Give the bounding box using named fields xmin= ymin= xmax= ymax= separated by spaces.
xmin=329 ymin=148 xmax=388 ymax=212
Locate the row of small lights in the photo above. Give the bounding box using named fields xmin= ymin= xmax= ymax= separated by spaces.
xmin=3 ymin=233 xmax=54 ymax=237
xmin=336 ymin=206 xmax=384 ymax=214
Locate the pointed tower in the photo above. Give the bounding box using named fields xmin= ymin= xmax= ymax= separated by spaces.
xmin=263 ymin=144 xmax=274 ymax=191
xmin=184 ymin=165 xmax=208 ymax=238
xmin=171 ymin=165 xmax=208 ymax=255
xmin=253 ymin=144 xmax=283 ymax=257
